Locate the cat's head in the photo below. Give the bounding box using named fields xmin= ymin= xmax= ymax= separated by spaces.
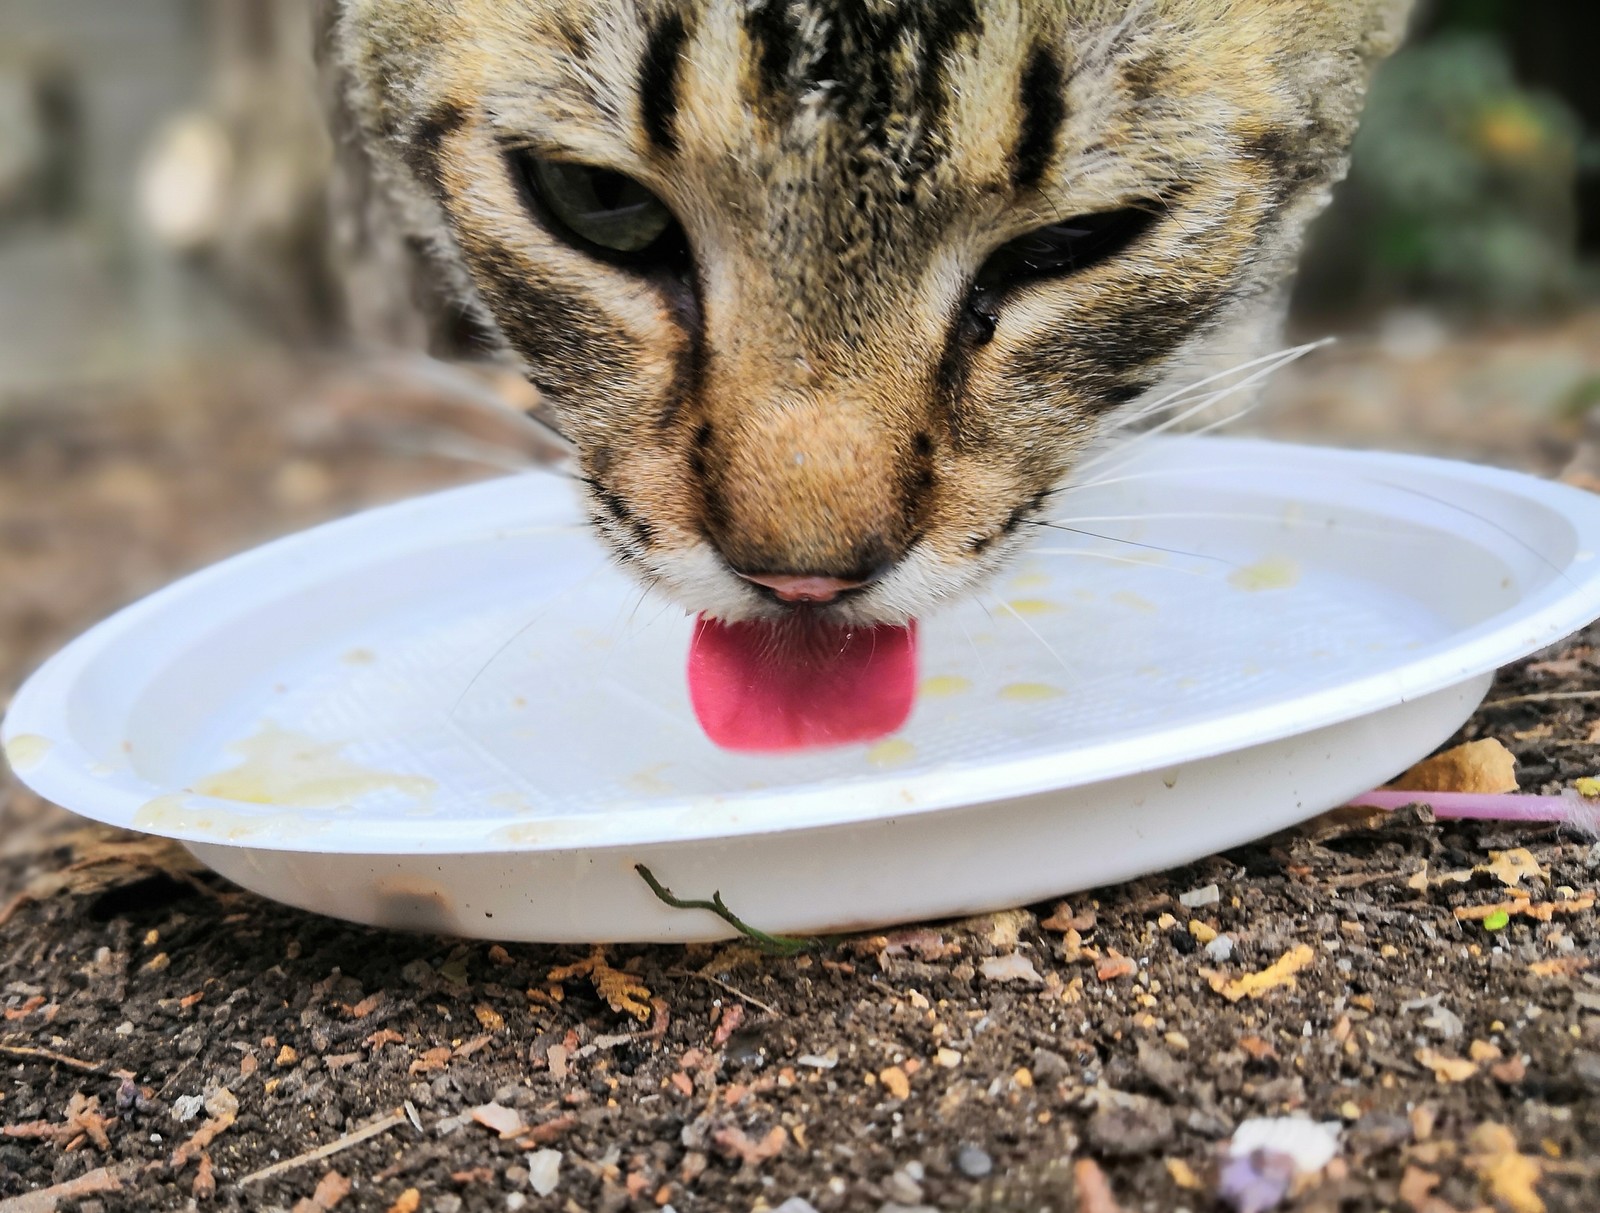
xmin=333 ymin=0 xmax=1410 ymax=625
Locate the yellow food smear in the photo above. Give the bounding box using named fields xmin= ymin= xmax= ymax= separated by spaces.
xmin=1009 ymin=571 xmax=1051 ymax=590
xmin=4 ymin=734 xmax=53 ymax=773
xmin=1229 ymin=556 xmax=1301 ymax=592
xmin=1110 ymin=591 xmax=1157 ymax=614
xmin=866 ymin=738 xmax=917 ymax=768
xmin=920 ymin=675 xmax=972 ymax=698
xmin=189 ymin=724 xmax=435 ymax=809
xmin=133 ymin=793 xmax=331 ymax=842
xmin=1006 ymin=599 xmax=1060 ymax=616
xmin=999 ymin=683 xmax=1062 ymax=702
xmin=626 ymin=764 xmax=673 ymax=795
xmin=341 ymin=648 xmax=377 ymax=665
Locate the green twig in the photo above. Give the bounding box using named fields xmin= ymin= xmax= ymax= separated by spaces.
xmin=634 ymin=865 xmax=818 ymax=956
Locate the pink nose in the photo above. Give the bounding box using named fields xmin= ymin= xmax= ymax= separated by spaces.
xmin=738 ymin=572 xmax=868 ymax=604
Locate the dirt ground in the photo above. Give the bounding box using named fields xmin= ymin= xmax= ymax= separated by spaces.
xmin=1 ymin=327 xmax=1598 ymax=1212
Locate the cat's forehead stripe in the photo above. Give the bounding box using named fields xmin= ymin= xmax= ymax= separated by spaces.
xmin=639 ymin=11 xmax=690 ymax=154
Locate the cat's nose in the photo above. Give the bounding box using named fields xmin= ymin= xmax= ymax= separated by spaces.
xmin=736 ymin=572 xmax=871 ymax=604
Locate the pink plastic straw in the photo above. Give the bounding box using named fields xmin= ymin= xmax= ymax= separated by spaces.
xmin=1348 ymin=790 xmax=1600 ymax=832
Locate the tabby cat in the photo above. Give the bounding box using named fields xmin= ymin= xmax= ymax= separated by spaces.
xmin=325 ymin=0 xmax=1411 ymax=627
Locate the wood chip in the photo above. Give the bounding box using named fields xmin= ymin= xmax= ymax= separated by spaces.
xmin=386 ymin=1190 xmax=421 ymax=1213
xmin=1165 ymin=1158 xmax=1201 ymax=1190
xmin=473 ymin=1004 xmax=506 ymax=1032
xmin=192 ymin=1153 xmax=216 ymax=1201
xmin=1398 ymin=1165 xmax=1440 ymax=1211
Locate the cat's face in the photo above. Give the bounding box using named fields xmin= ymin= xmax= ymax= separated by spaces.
xmin=335 ymin=0 xmax=1409 ymax=625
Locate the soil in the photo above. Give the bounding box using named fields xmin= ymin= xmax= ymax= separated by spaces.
xmin=1 ymin=338 xmax=1598 ymax=1213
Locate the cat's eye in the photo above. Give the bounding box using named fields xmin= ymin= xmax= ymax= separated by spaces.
xmin=974 ymin=205 xmax=1156 ymax=293
xmin=509 ymin=154 xmax=684 ymax=263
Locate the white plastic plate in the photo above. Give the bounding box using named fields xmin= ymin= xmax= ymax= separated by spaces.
xmin=7 ymin=437 xmax=1600 ymax=941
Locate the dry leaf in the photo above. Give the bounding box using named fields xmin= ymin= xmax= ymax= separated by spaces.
xmin=1467 ymin=1123 xmax=1544 ymax=1213
xmin=1415 ymin=1048 xmax=1478 ymax=1083
xmin=1482 ymin=849 xmax=1545 ymax=888
xmin=1389 ymin=739 xmax=1517 ymax=795
xmin=547 ymin=947 xmax=653 ymax=1022
xmin=1468 ymin=1040 xmax=1503 ymax=1063
xmin=308 ymin=1170 xmax=353 ymax=1210
xmin=0 ymin=830 xmax=209 ymax=928
xmin=473 ymin=1004 xmax=505 ymax=1032
xmin=1204 ymin=945 xmax=1314 ymax=1002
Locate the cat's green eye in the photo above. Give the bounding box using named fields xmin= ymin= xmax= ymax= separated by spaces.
xmin=514 ymin=157 xmax=675 ymax=255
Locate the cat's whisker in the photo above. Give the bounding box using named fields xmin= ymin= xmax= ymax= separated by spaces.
xmin=1039 ymin=510 xmax=1418 ymax=542
xmin=1092 ymin=338 xmax=1333 ymax=437
xmin=1097 ymin=337 xmax=1331 ymax=437
xmin=987 ymin=592 xmax=1078 ymax=679
xmin=1073 ymin=339 xmax=1329 ymax=486
xmin=1022 ymin=520 xmax=1233 ymax=566
xmin=1025 ymin=548 xmax=1219 ymax=578
xmin=379 ymin=431 xmax=569 ymax=478
xmin=447 ymin=560 xmax=608 ymax=720
xmin=387 ymin=352 xmax=577 ymax=454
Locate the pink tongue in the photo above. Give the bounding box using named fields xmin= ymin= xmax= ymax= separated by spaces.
xmin=688 ymin=615 xmax=918 ymax=752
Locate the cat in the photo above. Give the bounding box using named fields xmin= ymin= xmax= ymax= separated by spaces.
xmin=324 ymin=0 xmax=1412 ymax=630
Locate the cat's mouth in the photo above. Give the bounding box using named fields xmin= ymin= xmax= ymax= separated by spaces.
xmin=687 ymin=612 xmax=918 ymax=753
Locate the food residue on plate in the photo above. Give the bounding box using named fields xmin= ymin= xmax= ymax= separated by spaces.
xmin=1228 ymin=556 xmax=1301 ymax=592
xmin=1008 ymin=570 xmax=1051 ymax=590
xmin=4 ymin=734 xmax=53 ymax=773
xmin=133 ymin=793 xmax=332 ymax=842
xmin=626 ymin=765 xmax=673 ymax=795
xmin=189 ymin=724 xmax=436 ymax=809
xmin=1110 ymin=590 xmax=1158 ymax=613
xmin=999 ymin=682 xmax=1063 ymax=702
xmin=920 ymin=675 xmax=972 ymax=698
xmin=1005 ymin=598 xmax=1060 ymax=616
xmin=866 ymin=738 xmax=917 ymax=768
xmin=341 ymin=648 xmax=377 ymax=665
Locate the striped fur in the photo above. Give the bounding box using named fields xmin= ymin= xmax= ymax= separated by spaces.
xmin=328 ymin=0 xmax=1411 ymax=625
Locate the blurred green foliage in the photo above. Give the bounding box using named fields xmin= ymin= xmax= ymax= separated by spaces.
xmin=1297 ymin=30 xmax=1590 ymax=319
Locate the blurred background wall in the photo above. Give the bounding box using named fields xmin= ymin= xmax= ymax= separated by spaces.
xmin=0 ymin=0 xmax=1594 ymax=400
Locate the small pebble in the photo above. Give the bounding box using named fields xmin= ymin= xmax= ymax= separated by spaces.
xmin=527 ymin=1149 xmax=562 ymax=1197
xmin=773 ymin=1200 xmax=820 ymax=1213
xmin=955 ymin=1145 xmax=993 ymax=1178
xmin=1179 ymin=883 xmax=1220 ymax=908
xmin=886 ymin=1169 xmax=924 ymax=1204
xmin=505 ymin=1195 xmax=527 ymax=1212
xmin=399 ymin=959 xmax=434 ymax=985
xmin=1204 ymin=935 xmax=1235 ymax=962
xmin=434 ymin=1198 xmax=463 ymax=1213
xmin=171 ymin=1094 xmax=205 ymax=1124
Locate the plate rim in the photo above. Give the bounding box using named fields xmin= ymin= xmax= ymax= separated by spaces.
xmin=7 ymin=436 xmax=1600 ymax=854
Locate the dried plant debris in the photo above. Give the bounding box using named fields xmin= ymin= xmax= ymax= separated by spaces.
xmin=547 ymin=946 xmax=654 ymax=1022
